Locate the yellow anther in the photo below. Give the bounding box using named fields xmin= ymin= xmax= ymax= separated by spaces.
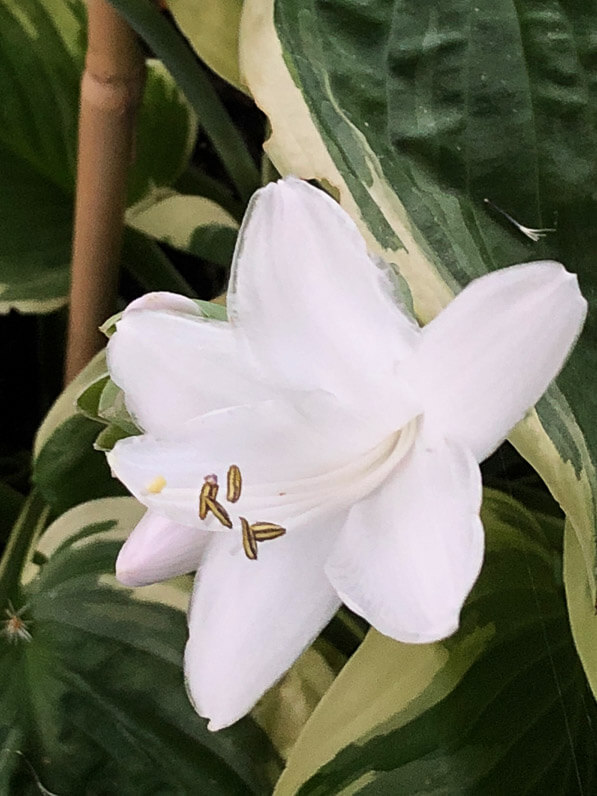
xmin=199 ymin=482 xmax=211 ymax=520
xmin=250 ymin=522 xmax=286 ymax=542
xmin=199 ymin=477 xmax=219 ymax=519
xmin=227 ymin=464 xmax=242 ymax=503
xmin=205 ymin=496 xmax=233 ymax=528
xmin=241 ymin=517 xmax=257 ymax=560
xmin=146 ymin=475 xmax=167 ymax=494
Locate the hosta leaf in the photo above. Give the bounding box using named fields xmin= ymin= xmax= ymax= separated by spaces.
xmin=241 ymin=0 xmax=597 ymax=693
xmin=126 ymin=189 xmax=239 ymax=268
xmin=33 ymin=414 xmax=128 ymax=513
xmin=33 ymin=352 xmax=128 ymax=513
xmin=274 ymin=491 xmax=597 ymax=795
xmin=0 ymin=497 xmax=275 ymax=794
xmin=33 ymin=350 xmax=107 ymax=458
xmin=168 ymin=0 xmax=246 ymax=92
xmin=0 ymin=0 xmax=196 ymax=312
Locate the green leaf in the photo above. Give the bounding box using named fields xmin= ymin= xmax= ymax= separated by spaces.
xmin=76 ymin=372 xmax=141 ymax=452
xmin=33 ymin=350 xmax=107 ymax=458
xmin=168 ymin=0 xmax=246 ymax=92
xmin=242 ymin=0 xmax=597 ymax=694
xmin=0 ymin=0 xmax=197 ymax=312
xmin=0 ymin=497 xmax=276 ymax=793
xmin=33 ymin=414 xmax=128 ymax=514
xmin=126 ymin=188 xmax=239 ymax=268
xmin=33 ymin=349 xmax=132 ymax=513
xmin=0 ymin=483 xmax=25 ymax=548
xmin=122 ymin=226 xmax=198 ymax=298
xmin=96 ymin=379 xmax=138 ymax=434
xmin=108 ymin=0 xmax=260 ymax=203
xmin=76 ymin=374 xmax=110 ymax=422
xmin=274 ymin=491 xmax=597 ymax=795
xmin=128 ymin=58 xmax=197 ymax=206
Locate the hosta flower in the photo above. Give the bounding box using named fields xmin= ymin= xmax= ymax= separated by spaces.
xmin=107 ymin=177 xmax=586 ymax=730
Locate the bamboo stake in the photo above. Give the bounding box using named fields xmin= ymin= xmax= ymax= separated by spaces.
xmin=65 ymin=0 xmax=144 ymax=383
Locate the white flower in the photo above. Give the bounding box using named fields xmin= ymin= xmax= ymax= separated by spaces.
xmin=107 ymin=177 xmax=586 ymax=730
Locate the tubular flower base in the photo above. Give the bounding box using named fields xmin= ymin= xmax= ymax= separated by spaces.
xmin=106 ymin=178 xmax=586 ymax=730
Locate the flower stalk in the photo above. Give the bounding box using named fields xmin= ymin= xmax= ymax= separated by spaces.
xmin=64 ymin=0 xmax=145 ymax=383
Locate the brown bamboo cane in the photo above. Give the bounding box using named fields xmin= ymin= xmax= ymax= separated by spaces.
xmin=64 ymin=0 xmax=145 ymax=383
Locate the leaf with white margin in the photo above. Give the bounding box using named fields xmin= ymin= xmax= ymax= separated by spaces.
xmin=32 ymin=352 xmax=128 ymax=513
xmin=273 ymin=491 xmax=597 ymax=795
xmin=0 ymin=0 xmax=196 ymax=313
xmin=167 ymin=0 xmax=247 ymax=92
xmin=126 ymin=189 xmax=239 ymax=267
xmin=239 ymin=0 xmax=597 ymax=695
xmin=1 ymin=497 xmax=276 ymax=795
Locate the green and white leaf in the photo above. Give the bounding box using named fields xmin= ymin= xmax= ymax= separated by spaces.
xmin=0 ymin=0 xmax=197 ymax=313
xmin=126 ymin=188 xmax=239 ymax=267
xmin=0 ymin=497 xmax=275 ymax=794
xmin=240 ymin=0 xmax=597 ymax=693
xmin=168 ymin=0 xmax=246 ymax=92
xmin=33 ymin=352 xmax=130 ymax=512
xmin=275 ymin=491 xmax=597 ymax=795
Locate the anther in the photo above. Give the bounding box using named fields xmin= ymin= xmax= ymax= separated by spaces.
xmin=250 ymin=522 xmax=286 ymax=542
xmin=205 ymin=497 xmax=233 ymax=528
xmin=241 ymin=517 xmax=258 ymax=560
xmin=199 ymin=475 xmax=219 ymax=520
xmin=227 ymin=465 xmax=242 ymax=503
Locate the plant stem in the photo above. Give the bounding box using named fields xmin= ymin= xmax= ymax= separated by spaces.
xmin=0 ymin=491 xmax=50 ymax=606
xmin=64 ymin=0 xmax=145 ymax=383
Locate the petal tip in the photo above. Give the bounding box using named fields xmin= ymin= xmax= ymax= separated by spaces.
xmin=115 ymin=547 xmax=145 ymax=588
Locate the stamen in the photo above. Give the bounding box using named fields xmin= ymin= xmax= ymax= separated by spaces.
xmin=199 ymin=482 xmax=211 ymax=520
xmin=205 ymin=496 xmax=233 ymax=528
xmin=199 ymin=476 xmax=219 ymax=520
xmin=146 ymin=475 xmax=166 ymax=494
xmin=250 ymin=522 xmax=286 ymax=542
xmin=241 ymin=517 xmax=258 ymax=560
xmin=227 ymin=464 xmax=242 ymax=503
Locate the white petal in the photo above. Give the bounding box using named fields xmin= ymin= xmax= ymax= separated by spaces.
xmin=122 ymin=291 xmax=203 ymax=315
xmin=107 ymin=394 xmax=382 ymax=529
xmin=184 ymin=516 xmax=342 ymax=730
xmin=116 ymin=510 xmax=210 ymax=587
xmin=228 ymin=177 xmax=419 ymax=417
xmin=107 ymin=304 xmax=268 ymax=437
xmin=410 ymin=261 xmax=587 ymax=461
xmin=326 ymin=431 xmax=484 ymax=643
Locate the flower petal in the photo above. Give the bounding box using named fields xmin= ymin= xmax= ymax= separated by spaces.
xmin=107 ymin=299 xmax=268 ymax=436
xmin=116 ymin=510 xmax=210 ymax=587
xmin=326 ymin=431 xmax=484 ymax=643
xmin=228 ymin=177 xmax=419 ymax=415
xmin=409 ymin=261 xmax=587 ymax=461
xmin=184 ymin=516 xmax=342 ymax=730
xmin=107 ymin=394 xmax=385 ymax=529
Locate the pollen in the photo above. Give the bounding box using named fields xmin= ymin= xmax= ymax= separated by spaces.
xmin=146 ymin=475 xmax=167 ymax=494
